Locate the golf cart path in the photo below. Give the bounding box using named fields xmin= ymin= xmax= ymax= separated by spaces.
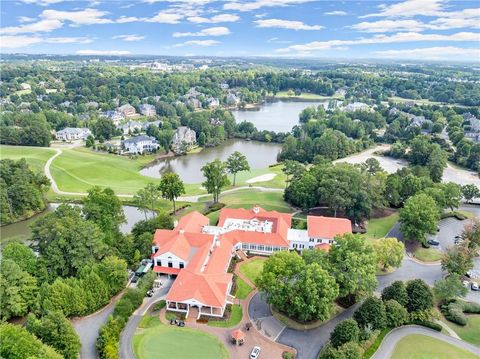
xmin=371 ymin=325 xmax=480 ymax=359
xmin=44 ymin=148 xmax=282 ymax=200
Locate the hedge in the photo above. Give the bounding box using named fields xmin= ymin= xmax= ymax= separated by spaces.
xmin=410 ymin=320 xmax=442 ymax=332
xmin=441 ymin=300 xmax=480 ymax=326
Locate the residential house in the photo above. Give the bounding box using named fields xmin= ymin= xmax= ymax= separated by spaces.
xmin=139 ymin=103 xmax=156 ymax=117
xmin=220 ymin=82 xmax=229 ymax=90
xmin=101 ymin=110 xmax=125 ymax=125
xmin=342 ymin=102 xmax=370 ymax=112
xmin=226 ymin=93 xmax=240 ymax=106
xmin=56 ymin=127 xmax=92 ymax=141
xmin=207 ymin=97 xmax=220 ymax=109
xmin=117 ymin=104 xmax=137 ymax=118
xmin=20 ymin=83 xmax=31 ymax=91
xmin=209 ymin=118 xmax=224 ymax=126
xmin=141 ymin=120 xmax=162 ymax=131
xmin=117 ymin=121 xmax=143 ymax=135
xmin=86 ymin=101 xmax=99 ymax=109
xmin=172 ymin=126 xmax=196 ymax=153
xmin=122 ymin=135 xmax=159 ymax=154
xmin=464 ymin=113 xmax=480 ymax=142
xmin=152 ymin=206 xmax=352 ymax=319
xmin=186 ymin=98 xmax=202 ymax=109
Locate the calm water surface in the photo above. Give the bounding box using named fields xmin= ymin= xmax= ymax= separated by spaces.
xmin=231 ymin=100 xmax=332 ymax=132
xmin=140 ymin=139 xmax=281 ymax=182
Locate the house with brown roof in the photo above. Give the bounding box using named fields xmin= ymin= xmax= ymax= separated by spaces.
xmin=151 ymin=206 xmax=352 ymax=318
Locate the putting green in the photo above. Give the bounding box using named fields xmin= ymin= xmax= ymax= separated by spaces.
xmin=391 ymin=334 xmax=478 ymax=359
xmin=133 ymin=317 xmax=228 ymax=359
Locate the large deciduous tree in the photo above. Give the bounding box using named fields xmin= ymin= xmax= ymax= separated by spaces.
xmin=353 ymin=297 xmax=387 ymax=331
xmin=433 ymin=274 xmax=467 ymax=303
xmin=256 ymin=251 xmax=339 ymax=322
xmin=158 ymin=173 xmax=185 ymax=214
xmin=226 ymin=151 xmax=250 ymax=186
xmin=406 ymin=279 xmax=433 ymax=313
xmin=373 ymin=237 xmax=404 ymax=271
xmin=201 ymin=159 xmax=230 ymax=203
xmin=381 ymin=281 xmax=408 ymax=306
xmin=330 ymin=319 xmax=360 ymax=348
xmin=400 ymin=193 xmax=439 ymax=244
xmin=328 ymin=234 xmax=377 ymax=301
xmin=462 ymin=184 xmax=480 ymax=204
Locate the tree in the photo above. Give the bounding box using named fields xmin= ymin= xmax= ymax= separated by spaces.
xmin=26 ymin=311 xmax=81 ymax=359
xmin=158 ymin=173 xmax=185 ymax=214
xmin=225 ymin=151 xmax=250 ymax=186
xmin=330 ymin=319 xmax=360 ymax=348
xmin=433 ymin=274 xmax=468 ymax=303
xmin=2 ymin=242 xmax=37 ymax=275
xmin=131 ymin=212 xmax=174 ymax=238
xmin=201 ymin=159 xmax=230 ymax=203
xmin=442 ymin=182 xmax=462 ymax=211
xmin=400 ymin=193 xmax=439 ymax=244
xmin=329 ymin=234 xmax=377 ymax=301
xmin=364 ymin=158 xmax=382 ymax=175
xmin=384 ymin=300 xmax=408 ymax=327
xmin=93 ymin=117 xmax=116 ymax=140
xmin=256 ymin=251 xmax=339 ymax=322
xmin=373 ymin=237 xmax=404 ymax=271
xmin=406 ymin=279 xmax=433 ymax=313
xmin=0 ymin=323 xmax=63 ymax=359
xmin=353 ymin=297 xmax=387 ymax=330
xmin=83 ymin=186 xmax=125 ymax=243
xmin=427 ymin=145 xmax=447 ymax=182
xmin=0 ymin=259 xmax=38 ymax=321
xmin=441 ymin=244 xmax=474 ymax=276
xmin=31 ymin=204 xmax=107 ymax=278
xmin=381 ymin=281 xmax=408 ymax=306
xmin=462 ymin=184 xmax=480 ymax=203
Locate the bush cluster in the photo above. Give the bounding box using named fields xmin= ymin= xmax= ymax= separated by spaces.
xmin=441 ymin=299 xmax=480 ymax=326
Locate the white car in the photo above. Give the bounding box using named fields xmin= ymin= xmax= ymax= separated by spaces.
xmin=250 ymin=346 xmax=261 ymax=359
xmin=472 ymin=282 xmax=479 ymax=291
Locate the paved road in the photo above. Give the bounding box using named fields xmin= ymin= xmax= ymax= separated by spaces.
xmin=119 ymin=280 xmax=172 ymax=359
xmin=371 ymin=325 xmax=480 ymax=359
xmin=72 ymin=292 xmax=124 ymax=359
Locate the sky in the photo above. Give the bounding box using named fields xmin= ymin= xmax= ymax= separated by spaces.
xmin=1 ymin=0 xmax=479 ymax=62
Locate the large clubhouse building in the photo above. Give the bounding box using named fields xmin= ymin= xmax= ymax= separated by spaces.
xmin=151 ymin=206 xmax=351 ymax=319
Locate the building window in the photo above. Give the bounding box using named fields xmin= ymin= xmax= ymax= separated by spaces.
xmin=317 ymin=238 xmax=321 ymax=243
xmin=179 ymin=263 xmax=184 ymax=269
xmin=242 ymin=243 xmax=248 ymax=250
xmin=258 ymin=245 xmax=265 ymax=252
xmin=168 ymin=262 xmax=173 ymax=268
xmin=309 ymin=238 xmax=314 ymax=242
xmin=293 ymin=243 xmax=297 ymax=249
xmin=265 ymin=246 xmax=272 ymax=252
xmin=250 ymin=244 xmax=257 ymax=250
xmin=273 ymin=247 xmax=279 ymax=252
xmin=156 ymin=260 xmax=162 ymax=266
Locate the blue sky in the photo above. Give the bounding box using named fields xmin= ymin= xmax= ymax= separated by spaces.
xmin=1 ymin=0 xmax=479 ymax=61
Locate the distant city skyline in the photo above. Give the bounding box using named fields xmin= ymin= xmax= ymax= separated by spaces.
xmin=1 ymin=0 xmax=479 ymax=62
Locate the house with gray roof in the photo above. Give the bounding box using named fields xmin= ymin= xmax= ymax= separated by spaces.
xmin=56 ymin=127 xmax=92 ymax=141
xmin=122 ymin=135 xmax=159 ymax=154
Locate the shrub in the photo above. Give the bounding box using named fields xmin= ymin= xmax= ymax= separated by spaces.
xmin=338 ymin=341 xmax=364 ymax=359
xmin=152 ymin=300 xmax=166 ymax=311
xmin=381 ymin=281 xmax=408 ymax=306
xmin=406 ymin=279 xmax=433 ymax=313
xmin=384 ymin=300 xmax=408 ymax=328
xmin=330 ymin=319 xmax=360 ymax=348
xmin=354 ymin=297 xmax=387 ymax=331
xmin=458 ymin=300 xmax=480 ymax=313
xmin=441 ymin=300 xmax=480 ymax=326
xmin=410 ymin=320 xmax=442 ymax=332
xmin=282 ymin=351 xmax=294 ymax=359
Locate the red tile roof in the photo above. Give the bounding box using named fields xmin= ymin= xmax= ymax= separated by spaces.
xmin=153 ymin=266 xmax=181 ymax=275
xmin=307 ymin=216 xmax=352 ymax=239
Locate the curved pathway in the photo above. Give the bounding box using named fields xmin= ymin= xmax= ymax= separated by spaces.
xmin=371 ymin=325 xmax=480 ymax=359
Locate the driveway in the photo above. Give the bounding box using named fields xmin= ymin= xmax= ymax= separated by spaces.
xmin=72 ymin=292 xmax=124 ymax=359
xmin=119 ymin=278 xmax=173 ymax=359
xmin=371 ymin=325 xmax=480 ymax=359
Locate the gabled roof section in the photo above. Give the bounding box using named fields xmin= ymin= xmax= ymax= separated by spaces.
xmin=307 ymin=216 xmax=352 ymax=239
xmin=176 ymin=211 xmax=210 ymax=233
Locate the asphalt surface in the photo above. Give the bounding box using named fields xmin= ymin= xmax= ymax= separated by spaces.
xmin=371 ymin=325 xmax=480 ymax=359
xmin=119 ymin=279 xmax=172 ymax=359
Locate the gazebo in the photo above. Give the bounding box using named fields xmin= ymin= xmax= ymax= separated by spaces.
xmin=231 ymin=329 xmax=245 ymax=345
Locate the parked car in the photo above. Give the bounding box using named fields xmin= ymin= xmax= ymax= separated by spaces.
xmin=178 ymin=320 xmax=185 ymax=327
xmin=250 ymin=346 xmax=261 ymax=359
xmin=427 ymin=239 xmax=440 ymax=246
xmin=131 ymin=275 xmax=140 ymax=283
xmin=146 ymin=289 xmax=154 ymax=297
xmin=471 ymin=282 xmax=479 ymax=291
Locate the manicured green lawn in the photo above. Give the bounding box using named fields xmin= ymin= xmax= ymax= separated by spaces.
xmin=239 ymin=258 xmax=265 ymax=284
xmin=364 ymin=212 xmax=399 ymax=240
xmin=413 ymin=247 xmax=443 ymax=262
xmin=235 ymin=277 xmax=253 ymax=299
xmin=215 ymin=190 xmax=293 ymax=213
xmin=391 ymin=334 xmax=478 ymax=359
xmin=133 ymin=316 xmax=228 ymax=359
xmin=1 ymin=145 xmax=56 ymax=173
xmin=208 ymin=305 xmax=243 ymax=328
xmin=444 ymin=314 xmax=480 ymax=346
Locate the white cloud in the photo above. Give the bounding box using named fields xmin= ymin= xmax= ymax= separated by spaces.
xmin=428 ymin=8 xmax=480 ymax=30
xmin=116 ymin=16 xmax=144 ymax=23
xmin=255 ymin=19 xmax=322 ymax=30
xmin=19 ymin=0 xmax=65 ymax=6
xmin=279 ymin=31 xmax=480 ymax=53
xmin=187 ymin=13 xmax=240 ymax=23
xmin=173 ymin=39 xmax=220 ymax=47
xmin=361 ymin=0 xmax=447 ymax=18
xmin=76 ymin=50 xmax=132 ymax=55
xmin=173 ymin=26 xmax=230 ymax=37
xmin=41 ymin=8 xmax=113 ymax=26
xmin=147 ymin=11 xmax=184 ymax=23
xmin=112 ymin=34 xmax=146 ymax=41
xmin=352 ymin=20 xmax=426 ymax=33
xmin=0 ymin=35 xmax=92 ymax=49
xmin=374 ymin=46 xmax=480 ymax=60
xmin=267 ymin=37 xmax=292 ymax=44
xmin=17 ymin=16 xmax=36 ymax=23
xmin=224 ymin=0 xmax=315 ymax=12
xmin=1 ymin=19 xmax=62 ymax=34
xmin=324 ymin=11 xmax=347 ymax=16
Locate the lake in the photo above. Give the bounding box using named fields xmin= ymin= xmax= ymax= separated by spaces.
xmin=0 ymin=203 xmax=154 ymax=244
xmin=140 ymin=139 xmax=281 ymax=182
xmin=231 ymin=100 xmax=332 ymax=133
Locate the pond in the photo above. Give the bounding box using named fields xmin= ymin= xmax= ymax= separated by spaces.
xmin=0 ymin=203 xmax=154 ymax=244
xmin=231 ymin=100 xmax=333 ymax=133
xmin=140 ymin=139 xmax=281 ymax=182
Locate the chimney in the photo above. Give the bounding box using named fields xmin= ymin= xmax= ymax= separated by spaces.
xmin=253 ymin=205 xmax=260 ymax=214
